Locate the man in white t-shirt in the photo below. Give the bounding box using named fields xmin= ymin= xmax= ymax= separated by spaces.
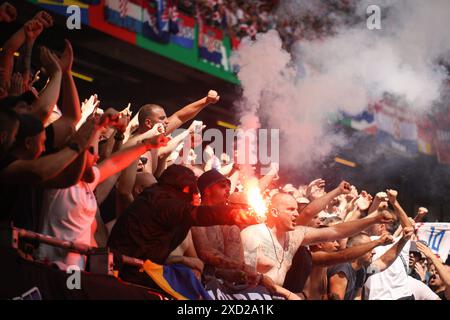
xmin=364 ymin=189 xmax=415 ymax=300
xmin=241 ymin=191 xmax=395 ymax=300
xmin=38 ymin=132 xmax=167 ymax=269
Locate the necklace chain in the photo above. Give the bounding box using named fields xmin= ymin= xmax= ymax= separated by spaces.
xmin=265 ymin=225 xmax=286 ymax=270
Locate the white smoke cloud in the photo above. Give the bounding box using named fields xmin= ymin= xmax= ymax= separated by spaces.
xmin=232 ymin=0 xmax=450 ymax=171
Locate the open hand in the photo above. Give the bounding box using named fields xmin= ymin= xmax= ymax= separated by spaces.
xmin=415 ymin=241 xmax=434 ymax=259
xmin=414 ymin=262 xmax=426 ymax=282
xmin=40 ymin=46 xmax=61 ymax=76
xmin=54 ymin=39 xmax=73 ymax=73
xmin=82 ymin=94 xmax=100 ymax=114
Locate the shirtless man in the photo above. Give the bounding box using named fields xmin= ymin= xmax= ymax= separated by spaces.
xmin=241 ymin=192 xmax=395 ymax=299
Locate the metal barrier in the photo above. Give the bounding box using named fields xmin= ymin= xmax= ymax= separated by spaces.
xmin=0 ymin=226 xmax=144 ymax=276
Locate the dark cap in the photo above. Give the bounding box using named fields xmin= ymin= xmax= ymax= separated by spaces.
xmin=158 ymin=164 xmax=199 ymax=194
xmin=16 ymin=114 xmax=44 ymax=142
xmin=197 ymin=169 xmax=230 ymax=196
xmin=410 ymin=240 xmax=427 ymax=258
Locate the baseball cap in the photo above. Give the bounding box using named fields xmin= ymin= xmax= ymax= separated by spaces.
xmin=197 ymin=169 xmax=230 ymax=196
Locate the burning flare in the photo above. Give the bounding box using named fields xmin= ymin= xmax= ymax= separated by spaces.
xmin=245 ymin=178 xmax=267 ymax=220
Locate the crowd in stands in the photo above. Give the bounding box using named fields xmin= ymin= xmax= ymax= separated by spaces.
xmin=1 ymin=2 xmax=449 ymax=300
xmin=176 ymin=0 xmax=360 ymax=48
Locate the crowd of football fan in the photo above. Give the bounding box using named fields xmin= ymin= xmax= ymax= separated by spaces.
xmin=0 ymin=2 xmax=449 ymax=300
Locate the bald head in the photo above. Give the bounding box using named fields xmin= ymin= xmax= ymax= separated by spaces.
xmin=138 ymin=104 xmax=163 ymax=123
xmin=270 ymin=192 xmax=296 ymax=210
xmin=138 ymin=104 xmax=168 ymax=132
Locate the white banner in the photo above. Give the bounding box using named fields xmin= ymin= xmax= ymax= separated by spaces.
xmin=415 ymin=223 xmax=450 ymax=262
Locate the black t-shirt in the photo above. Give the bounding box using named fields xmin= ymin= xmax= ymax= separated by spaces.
xmin=328 ymin=262 xmax=366 ymax=300
xmin=107 ymin=184 xmax=244 ymax=285
xmin=0 ymin=155 xmax=44 ymax=231
xmin=283 ymin=246 xmax=313 ymax=293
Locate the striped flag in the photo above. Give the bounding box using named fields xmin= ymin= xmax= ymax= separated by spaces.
xmin=104 ymin=0 xmax=144 ymax=34
xmin=118 ymin=0 xmax=128 ymax=18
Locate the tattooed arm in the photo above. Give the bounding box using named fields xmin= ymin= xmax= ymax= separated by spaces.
xmin=191 ymin=226 xmax=243 ymax=270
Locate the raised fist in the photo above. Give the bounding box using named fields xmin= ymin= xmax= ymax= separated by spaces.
xmin=386 ymin=189 xmax=398 ymax=204
xmin=24 ymin=20 xmax=44 ymax=41
xmin=206 ymin=90 xmax=220 ymax=104
xmin=338 ymin=181 xmax=351 ymax=195
xmin=33 ymin=11 xmax=53 ymax=28
xmin=377 ymin=232 xmax=394 ymax=246
xmin=0 ymin=2 xmax=17 ymax=23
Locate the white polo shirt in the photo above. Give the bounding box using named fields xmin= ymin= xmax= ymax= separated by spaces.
xmin=364 ymin=236 xmax=412 ymax=300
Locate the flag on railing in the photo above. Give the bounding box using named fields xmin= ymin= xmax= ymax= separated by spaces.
xmin=340 ymin=110 xmax=377 ymax=135
xmin=170 ymin=13 xmax=195 ymax=49
xmin=416 ymin=118 xmax=436 ymax=156
xmin=104 ymin=0 xmax=144 ymax=34
xmin=374 ymin=101 xmax=418 ymax=156
xmin=198 ymin=24 xmax=223 ymax=65
xmin=416 ymin=223 xmax=450 ymax=263
xmin=142 ymin=0 xmax=179 ymax=44
xmin=434 ymin=109 xmax=450 ymax=165
xmin=142 ymin=260 xmax=211 ymax=300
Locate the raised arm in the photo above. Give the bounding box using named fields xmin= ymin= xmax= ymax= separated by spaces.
xmin=116 ymin=124 xmax=164 ymax=214
xmin=387 ymin=189 xmax=413 ymax=229
xmin=54 ymin=40 xmax=81 ymax=124
xmin=416 ymin=241 xmax=450 ymax=299
xmin=0 ymin=117 xmax=99 ymax=184
xmin=312 ymin=234 xmax=393 ymax=267
xmin=0 ymin=22 xmax=27 ymax=94
xmin=302 ymin=210 xmax=394 ymax=246
xmin=41 ymin=151 xmax=87 ymax=188
xmin=297 ymin=181 xmax=351 ymax=226
xmin=14 ymin=21 xmax=42 ymax=92
xmin=32 ymin=47 xmax=62 ymax=123
xmin=369 ymin=227 xmax=413 ymax=273
xmin=166 ymin=91 xmax=219 ymax=134
xmin=258 ymin=163 xmax=279 ymax=191
xmin=97 ymin=134 xmax=167 ymax=185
